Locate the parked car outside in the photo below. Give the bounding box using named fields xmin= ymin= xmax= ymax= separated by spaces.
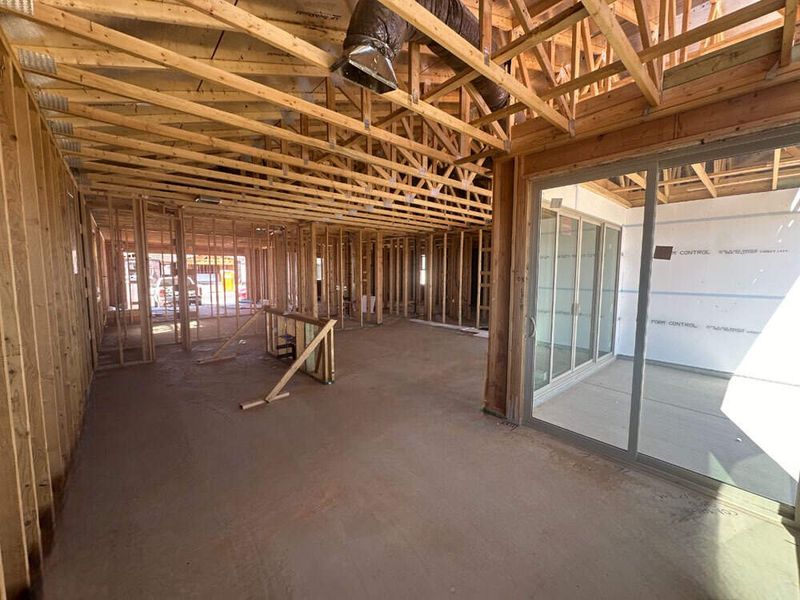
xmin=152 ymin=276 xmax=202 ymax=308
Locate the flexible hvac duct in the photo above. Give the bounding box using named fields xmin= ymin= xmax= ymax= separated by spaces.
xmin=333 ymin=0 xmax=509 ymax=112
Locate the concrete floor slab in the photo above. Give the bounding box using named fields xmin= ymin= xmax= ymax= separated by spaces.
xmin=535 ymin=359 xmax=798 ymax=504
xmin=44 ymin=320 xmax=798 ymax=599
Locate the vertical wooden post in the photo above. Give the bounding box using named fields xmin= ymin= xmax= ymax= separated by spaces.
xmin=324 ymin=225 xmax=330 ymax=318
xmin=426 ymin=233 xmax=434 ymax=321
xmin=5 ymin=71 xmax=60 ymax=549
xmin=475 ymin=228 xmax=483 ymax=329
xmin=14 ymin=85 xmax=65 ymax=497
xmin=233 ymin=220 xmax=240 ymax=328
xmin=459 ymin=89 xmax=470 ymax=158
xmin=417 ymin=238 xmax=422 ymax=314
xmin=169 ymin=216 xmax=178 ymax=344
xmin=191 ymin=217 xmax=200 ymax=341
xmin=479 ymin=0 xmax=493 ymax=57
xmin=441 ymin=232 xmax=448 ymax=324
xmin=174 ymin=208 xmax=191 ymax=351
xmin=338 ymin=227 xmax=344 ymax=327
xmin=0 ymin=68 xmax=40 ymax=592
xmin=326 ymin=78 xmax=337 ymax=144
xmin=212 ymin=218 xmax=221 ymax=338
xmin=388 ymin=237 xmax=395 ymax=316
xmin=108 ymin=199 xmax=124 ymax=364
xmin=366 ymin=232 xmax=373 ymax=320
xmin=132 ymin=197 xmax=154 ymax=361
xmin=375 ymin=231 xmax=383 ymax=324
xmin=403 ymin=237 xmax=409 ymax=318
xmin=295 ymin=225 xmax=303 ymax=312
xmin=397 ymin=238 xmax=402 ymax=315
xmin=222 ymin=228 xmax=229 ymax=319
xmin=310 ymin=223 xmax=318 ymax=318
xmin=570 ymin=22 xmax=581 ymax=116
xmin=358 ymin=229 xmax=364 ymax=327
xmin=458 ymin=230 xmax=464 ymax=326
xmin=484 ymin=159 xmax=516 ymax=418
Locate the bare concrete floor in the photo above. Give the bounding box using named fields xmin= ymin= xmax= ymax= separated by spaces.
xmin=44 ymin=320 xmax=798 ymax=598
xmin=535 ymin=359 xmax=798 ymax=504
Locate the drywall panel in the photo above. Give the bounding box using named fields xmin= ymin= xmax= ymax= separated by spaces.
xmin=541 ymin=185 xmax=627 ymax=225
xmin=617 ymin=188 xmax=800 ymax=386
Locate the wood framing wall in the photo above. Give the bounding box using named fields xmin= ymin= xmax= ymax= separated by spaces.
xmin=84 ymin=207 xmax=492 ymax=373
xmin=84 ymin=209 xmax=489 ymax=362
xmin=483 ymin=159 xmax=515 ymax=417
xmin=0 ymin=46 xmax=96 ymax=597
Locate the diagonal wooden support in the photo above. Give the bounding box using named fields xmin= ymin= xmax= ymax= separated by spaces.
xmin=196 ymin=308 xmax=264 ymax=364
xmin=633 ymin=0 xmax=661 ymax=82
xmin=376 ymin=0 xmax=571 ymax=132
xmin=582 ymin=0 xmax=661 ymax=105
xmin=241 ymin=318 xmax=337 ymax=410
xmin=174 ymin=0 xmax=504 ymax=150
xmin=627 ymin=172 xmax=667 ymax=203
xmin=781 ymin=0 xmax=799 ymax=66
xmin=0 ymin=2 xmax=465 ymax=166
xmin=691 ymin=163 xmax=718 ymax=197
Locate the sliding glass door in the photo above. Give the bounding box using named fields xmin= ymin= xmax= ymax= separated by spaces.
xmin=575 ymin=222 xmax=600 ymax=368
xmin=533 ymin=208 xmax=620 ymax=393
xmin=525 ymin=129 xmax=800 ymax=519
xmin=552 ymin=215 xmax=578 ymax=378
xmin=534 ymin=209 xmax=557 ymax=390
xmin=598 ymin=228 xmax=620 ymax=358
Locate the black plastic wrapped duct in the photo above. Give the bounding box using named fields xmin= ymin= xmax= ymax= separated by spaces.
xmin=336 ymin=0 xmax=509 ymax=112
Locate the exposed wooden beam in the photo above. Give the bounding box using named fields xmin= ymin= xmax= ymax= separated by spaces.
xmin=680 ymin=0 xmax=693 ymax=63
xmin=570 ymin=22 xmax=581 ymax=114
xmin=479 ymin=0 xmax=493 ymax=57
xmin=0 ymin=3 xmax=472 ymax=166
xmin=691 ymin=162 xmax=718 ymax=197
xmin=337 ymin=2 xmax=589 ymax=150
xmin=174 ymin=0 xmax=504 ymax=150
xmin=54 ymin=102 xmax=489 ymax=218
xmin=68 ymin=136 xmax=483 ymax=228
xmin=581 ymin=0 xmax=661 ymax=105
xmin=509 ymin=0 xmax=573 ymax=117
xmin=523 ymin=0 xmax=784 ymax=112
xmin=633 ymin=0 xmax=660 ymax=82
xmin=580 ymin=181 xmax=632 ymax=206
xmin=781 ymin=0 xmax=798 ymax=66
xmin=627 ymin=171 xmax=668 ymax=202
xmin=14 ymin=46 xmax=330 ymax=76
xmin=23 ymin=62 xmax=491 ymax=198
xmin=42 ymin=0 xmax=346 ymax=46
xmin=375 ymin=0 xmax=571 ymax=132
xmin=771 ymin=147 xmax=782 ymax=189
xmin=86 ymin=173 xmax=436 ymax=230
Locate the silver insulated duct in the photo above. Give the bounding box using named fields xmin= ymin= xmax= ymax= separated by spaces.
xmin=333 ymin=0 xmax=509 ymax=112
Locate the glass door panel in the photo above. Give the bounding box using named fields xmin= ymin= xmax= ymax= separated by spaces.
xmin=639 ymin=150 xmax=800 ymax=505
xmin=598 ymin=227 xmax=620 ymax=357
xmin=530 ymin=187 xmax=630 ymax=450
xmin=575 ymin=222 xmax=600 ymax=367
xmin=552 ymin=215 xmax=578 ymax=379
xmin=534 ymin=209 xmax=557 ymax=390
